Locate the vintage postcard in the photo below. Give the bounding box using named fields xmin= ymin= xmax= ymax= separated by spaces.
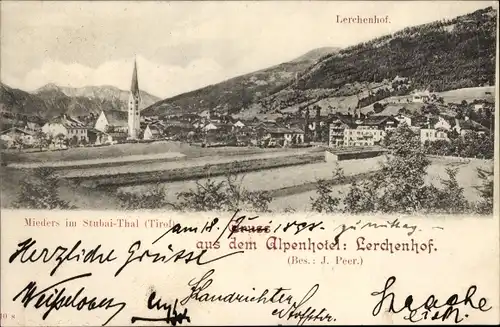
xmin=0 ymin=0 xmax=499 ymax=325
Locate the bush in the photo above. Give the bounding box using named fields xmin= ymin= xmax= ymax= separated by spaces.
xmin=13 ymin=167 xmax=74 ymax=209
xmin=118 ymin=183 xmax=176 ymax=210
xmin=311 ymin=123 xmax=481 ymax=215
xmin=177 ymin=165 xmax=272 ymax=212
xmin=474 ymin=167 xmax=494 ymax=214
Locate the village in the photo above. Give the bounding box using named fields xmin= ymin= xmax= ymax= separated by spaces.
xmin=0 ymin=3 xmax=496 ymax=216
xmin=0 ymin=62 xmax=494 ymax=155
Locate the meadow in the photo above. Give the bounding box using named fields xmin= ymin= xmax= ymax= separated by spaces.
xmin=1 ymin=141 xmax=304 ymax=164
xmin=269 ymin=156 xmax=493 ymax=212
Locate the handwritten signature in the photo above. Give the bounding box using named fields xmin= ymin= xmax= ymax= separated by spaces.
xmin=180 ymin=268 xmax=335 ymax=325
xmin=12 ymin=273 xmax=126 ymax=326
xmin=131 ymin=294 xmax=190 ymax=326
xmin=371 ymin=276 xmax=491 ymax=323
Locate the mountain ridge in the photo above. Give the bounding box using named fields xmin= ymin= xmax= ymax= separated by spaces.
xmin=0 ymin=82 xmax=160 ymax=123
xmin=144 ymin=5 xmax=497 ymax=117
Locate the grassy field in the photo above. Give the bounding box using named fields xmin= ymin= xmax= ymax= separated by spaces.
xmin=269 ymin=156 xmax=494 ymax=211
xmin=0 ymin=167 xmax=122 ymax=210
xmin=359 ymin=86 xmax=495 ymax=115
xmin=1 ymin=141 xmax=307 ymax=164
xmin=1 ymin=153 xmax=492 ymax=212
xmin=63 ymin=151 xmax=325 ymax=187
xmin=118 ymin=156 xmax=386 ymax=204
xmin=437 ymin=86 xmax=495 ymax=103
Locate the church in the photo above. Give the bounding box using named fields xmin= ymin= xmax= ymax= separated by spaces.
xmin=127 ymin=58 xmax=141 ymax=139
xmin=93 ymin=59 xmax=142 ymax=141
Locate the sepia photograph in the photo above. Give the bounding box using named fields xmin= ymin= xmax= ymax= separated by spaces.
xmin=1 ymin=1 xmax=497 ymax=215
xmin=1 ymin=2 xmax=499 ymax=326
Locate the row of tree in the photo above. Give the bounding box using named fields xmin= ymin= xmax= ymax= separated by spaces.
xmin=422 ymin=132 xmax=494 ymax=159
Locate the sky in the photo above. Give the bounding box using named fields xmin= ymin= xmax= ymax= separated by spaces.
xmin=1 ymin=1 xmax=497 ymax=99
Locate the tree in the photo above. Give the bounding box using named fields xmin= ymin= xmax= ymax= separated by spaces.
xmin=55 ymin=133 xmax=66 ymax=147
xmin=118 ymin=183 xmax=176 ymax=210
xmin=429 ymin=168 xmax=471 ymax=214
xmin=310 ymin=163 xmax=345 ymax=213
xmin=373 ymin=102 xmax=384 ymax=113
xmin=13 ymin=167 xmax=73 ymax=209
xmin=177 ymin=165 xmax=273 ymax=212
xmin=474 ymin=167 xmax=493 ymax=214
xmin=310 ymin=180 xmax=342 ymax=213
xmin=70 ymin=136 xmax=79 ymax=147
xmin=34 ymin=131 xmax=49 ymax=151
xmin=12 ymin=135 xmax=24 ymax=151
xmin=334 ymin=124 xmax=463 ymax=214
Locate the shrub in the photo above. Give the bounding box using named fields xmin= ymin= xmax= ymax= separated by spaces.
xmin=13 ymin=167 xmax=74 ymax=209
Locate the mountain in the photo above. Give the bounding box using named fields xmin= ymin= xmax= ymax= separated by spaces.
xmin=34 ymin=84 xmax=160 ymax=110
xmin=144 ymin=6 xmax=496 ymax=117
xmin=0 ymin=83 xmax=49 ymax=124
xmin=289 ymin=47 xmax=341 ymax=63
xmin=141 ymin=47 xmax=341 ymax=117
xmin=0 ymin=83 xmax=160 ymax=123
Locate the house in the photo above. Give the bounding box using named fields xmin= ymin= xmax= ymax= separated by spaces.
xmin=328 ymin=116 xmax=355 ymax=147
xmin=203 ymin=122 xmax=218 ymax=131
xmin=0 ymin=127 xmax=36 ymax=148
xmin=106 ymin=132 xmax=129 ymax=143
xmin=192 ymin=119 xmax=207 ymax=129
xmin=24 ymin=122 xmax=41 ymax=132
xmin=434 ymin=116 xmax=453 ymax=131
xmin=256 ymin=123 xmax=304 ymax=147
xmin=163 ymin=121 xmax=194 ymax=137
xmin=203 ymin=122 xmax=233 ymax=133
xmin=94 ymin=110 xmax=129 ymax=133
xmin=42 ymin=114 xmax=89 ymax=143
xmin=420 ymin=128 xmax=449 ymax=144
xmin=200 ymin=110 xmax=211 ymax=119
xmin=394 ymin=114 xmax=412 ymax=127
xmin=358 ymin=115 xmax=399 ymax=131
xmin=474 ymin=103 xmax=485 ymax=111
xmin=233 ymin=120 xmax=246 ymax=128
xmin=143 ymin=124 xmax=163 ymax=140
xmin=454 ymin=118 xmax=489 ymax=136
xmin=340 ymin=115 xmax=399 ymax=147
xmin=412 ymin=91 xmax=431 ymax=103
xmin=343 ymin=128 xmax=385 ymax=147
xmin=287 ymin=127 xmax=305 ymax=145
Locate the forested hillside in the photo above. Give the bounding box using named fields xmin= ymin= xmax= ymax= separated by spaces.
xmin=298 ymin=6 xmax=496 ymax=92
xmin=146 ymin=6 xmax=496 ymax=116
xmin=141 ymin=47 xmax=340 ymax=116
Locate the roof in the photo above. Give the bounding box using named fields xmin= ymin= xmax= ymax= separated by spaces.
xmin=146 ymin=125 xmax=162 ymax=135
xmin=1 ymin=127 xmax=35 ymax=136
xmin=359 ymin=115 xmax=397 ymax=126
xmin=103 ymin=110 xmax=128 ymax=127
xmin=212 ymin=123 xmax=233 ymax=128
xmin=288 ymin=127 xmax=304 ymax=134
xmin=165 ymin=121 xmax=193 ymax=129
xmin=131 ymin=59 xmax=140 ymax=97
xmin=47 ymin=115 xmax=87 ymax=129
xmin=331 ymin=116 xmax=356 ymax=128
xmin=459 ymin=119 xmax=489 ymax=132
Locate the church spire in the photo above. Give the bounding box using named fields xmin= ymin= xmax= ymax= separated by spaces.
xmin=130 ymin=57 xmax=139 ymax=96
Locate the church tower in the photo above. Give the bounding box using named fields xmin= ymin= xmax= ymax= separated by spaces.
xmin=128 ymin=58 xmax=141 ymax=139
